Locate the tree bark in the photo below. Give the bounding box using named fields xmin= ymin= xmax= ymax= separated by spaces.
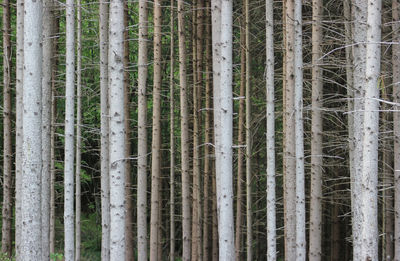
xmin=150 ymin=0 xmax=162 ymax=258
xmin=213 ymin=0 xmax=235 ymax=258
xmin=100 ymin=0 xmax=110 ymax=259
xmin=309 ymin=0 xmax=323 ymax=259
xmin=108 ymin=0 xmax=126 ymax=259
xmin=283 ymin=0 xmax=296 ymax=259
xmin=178 ymin=0 xmax=192 ymax=258
xmin=137 ymin=0 xmax=149 ymax=257
xmin=351 ymin=0 xmax=367 ymax=257
xmin=1 ymin=0 xmax=12 ymax=256
xmin=169 ymin=0 xmax=176 ymax=259
xmin=360 ymin=0 xmax=381 ymax=260
xmin=64 ymin=0 xmax=76 ymax=259
xmin=265 ymin=0 xmax=276 ymax=259
xmin=75 ymin=0 xmax=82 ymax=259
xmin=235 ymin=18 xmax=246 ymax=261
xmin=21 ymin=0 xmax=43 ymax=258
xmin=15 ymin=0 xmax=24 ymax=258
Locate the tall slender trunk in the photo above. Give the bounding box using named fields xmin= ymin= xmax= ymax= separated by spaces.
xmin=64 ymin=0 xmax=76 ymax=259
xmin=50 ymin=15 xmax=60 ymax=254
xmin=393 ymin=1 xmax=400 ymax=260
xmin=214 ymin=0 xmax=235 ymax=258
xmin=124 ymin=3 xmax=134 ymax=260
xmin=235 ymin=19 xmax=246 ymax=261
xmin=309 ymin=0 xmax=323 ymax=259
xmin=75 ymin=1 xmax=82 ymax=259
xmin=169 ymin=0 xmax=176 ymax=259
xmin=360 ymin=0 xmax=381 ymax=259
xmin=294 ymin=0 xmax=305 ymax=258
xmin=108 ymin=0 xmax=126 ymax=259
xmin=202 ymin=2 xmax=212 ymax=259
xmin=1 ymin=0 xmax=12 ymax=256
xmin=178 ymin=0 xmax=191 ymax=257
xmin=283 ymin=0 xmax=296 ymax=259
xmin=137 ymin=0 xmax=149 ymax=256
xmin=244 ymin=0 xmax=252 ymax=257
xmin=192 ymin=0 xmax=204 ymax=257
xmin=100 ymin=0 xmax=110 ymax=259
xmin=42 ymin=0 xmax=55 ymax=259
xmin=150 ymin=0 xmax=162 ymax=258
xmin=351 ymin=0 xmax=367 ymax=257
xmin=265 ymin=0 xmax=276 ymax=259
xmin=21 ymin=0 xmax=43 ymax=258
xmin=15 ymin=0 xmax=24 ymax=258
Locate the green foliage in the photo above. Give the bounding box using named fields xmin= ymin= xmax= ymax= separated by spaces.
xmin=0 ymin=253 xmax=14 ymax=261
xmin=50 ymin=253 xmax=63 ymax=261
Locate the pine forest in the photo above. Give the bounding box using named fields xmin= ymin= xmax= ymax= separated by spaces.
xmin=0 ymin=0 xmax=396 ymax=260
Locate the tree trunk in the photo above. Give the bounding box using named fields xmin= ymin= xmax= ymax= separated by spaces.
xmin=64 ymin=0 xmax=75 ymax=259
xmin=309 ymin=0 xmax=323 ymax=259
xmin=283 ymin=0 xmax=296 ymax=259
xmin=150 ymin=0 xmax=162 ymax=258
xmin=203 ymin=2 xmax=212 ymax=259
xmin=245 ymin=0 xmax=252 ymax=258
xmin=360 ymin=0 xmax=381 ymax=259
xmin=100 ymin=0 xmax=110 ymax=259
xmin=21 ymin=0 xmax=43 ymax=258
xmin=294 ymin=0 xmax=305 ymax=259
xmin=178 ymin=0 xmax=192 ymax=258
xmin=50 ymin=15 xmax=60 ymax=254
xmin=235 ymin=18 xmax=246 ymax=261
xmin=75 ymin=0 xmax=82 ymax=259
xmin=169 ymin=0 xmax=176 ymax=259
xmin=351 ymin=0 xmax=367 ymax=257
xmin=15 ymin=0 xmax=24 ymax=257
xmin=265 ymin=0 xmax=276 ymax=259
xmin=137 ymin=0 xmax=149 ymax=257
xmin=192 ymin=0 xmax=204 ymax=258
xmin=213 ymin=0 xmax=235 ymax=258
xmin=1 ymin=0 xmax=12 ymax=256
xmin=124 ymin=2 xmax=134 ymax=260
xmin=108 ymin=0 xmax=126 ymax=258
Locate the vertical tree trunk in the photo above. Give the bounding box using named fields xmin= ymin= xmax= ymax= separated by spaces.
xmin=64 ymin=0 xmax=76 ymax=259
xmin=309 ymin=0 xmax=323 ymax=259
xmin=203 ymin=2 xmax=212 ymax=258
xmin=192 ymin=0 xmax=204 ymax=258
xmin=41 ymin=0 xmax=55 ymax=259
xmin=21 ymin=0 xmax=43 ymax=258
xmin=294 ymin=0 xmax=305 ymax=259
xmin=124 ymin=2 xmax=134 ymax=260
xmin=213 ymin=0 xmax=235 ymax=258
xmin=150 ymin=0 xmax=162 ymax=258
xmin=100 ymin=0 xmax=110 ymax=259
xmin=351 ymin=0 xmax=367 ymax=257
xmin=178 ymin=0 xmax=192 ymax=257
xmin=15 ymin=0 xmax=24 ymax=257
xmin=360 ymin=0 xmax=381 ymax=260
xmin=108 ymin=0 xmax=126 ymax=259
xmin=245 ymin=0 xmax=252 ymax=258
xmin=50 ymin=15 xmax=60 ymax=254
xmin=235 ymin=18 xmax=246 ymax=261
xmin=169 ymin=0 xmax=176 ymax=259
xmin=137 ymin=0 xmax=149 ymax=256
xmin=75 ymin=0 xmax=82 ymax=259
xmin=393 ymin=1 xmax=400 ymax=260
xmin=1 ymin=0 xmax=12 ymax=256
xmin=265 ymin=0 xmax=276 ymax=259
xmin=283 ymin=0 xmax=296 ymax=259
